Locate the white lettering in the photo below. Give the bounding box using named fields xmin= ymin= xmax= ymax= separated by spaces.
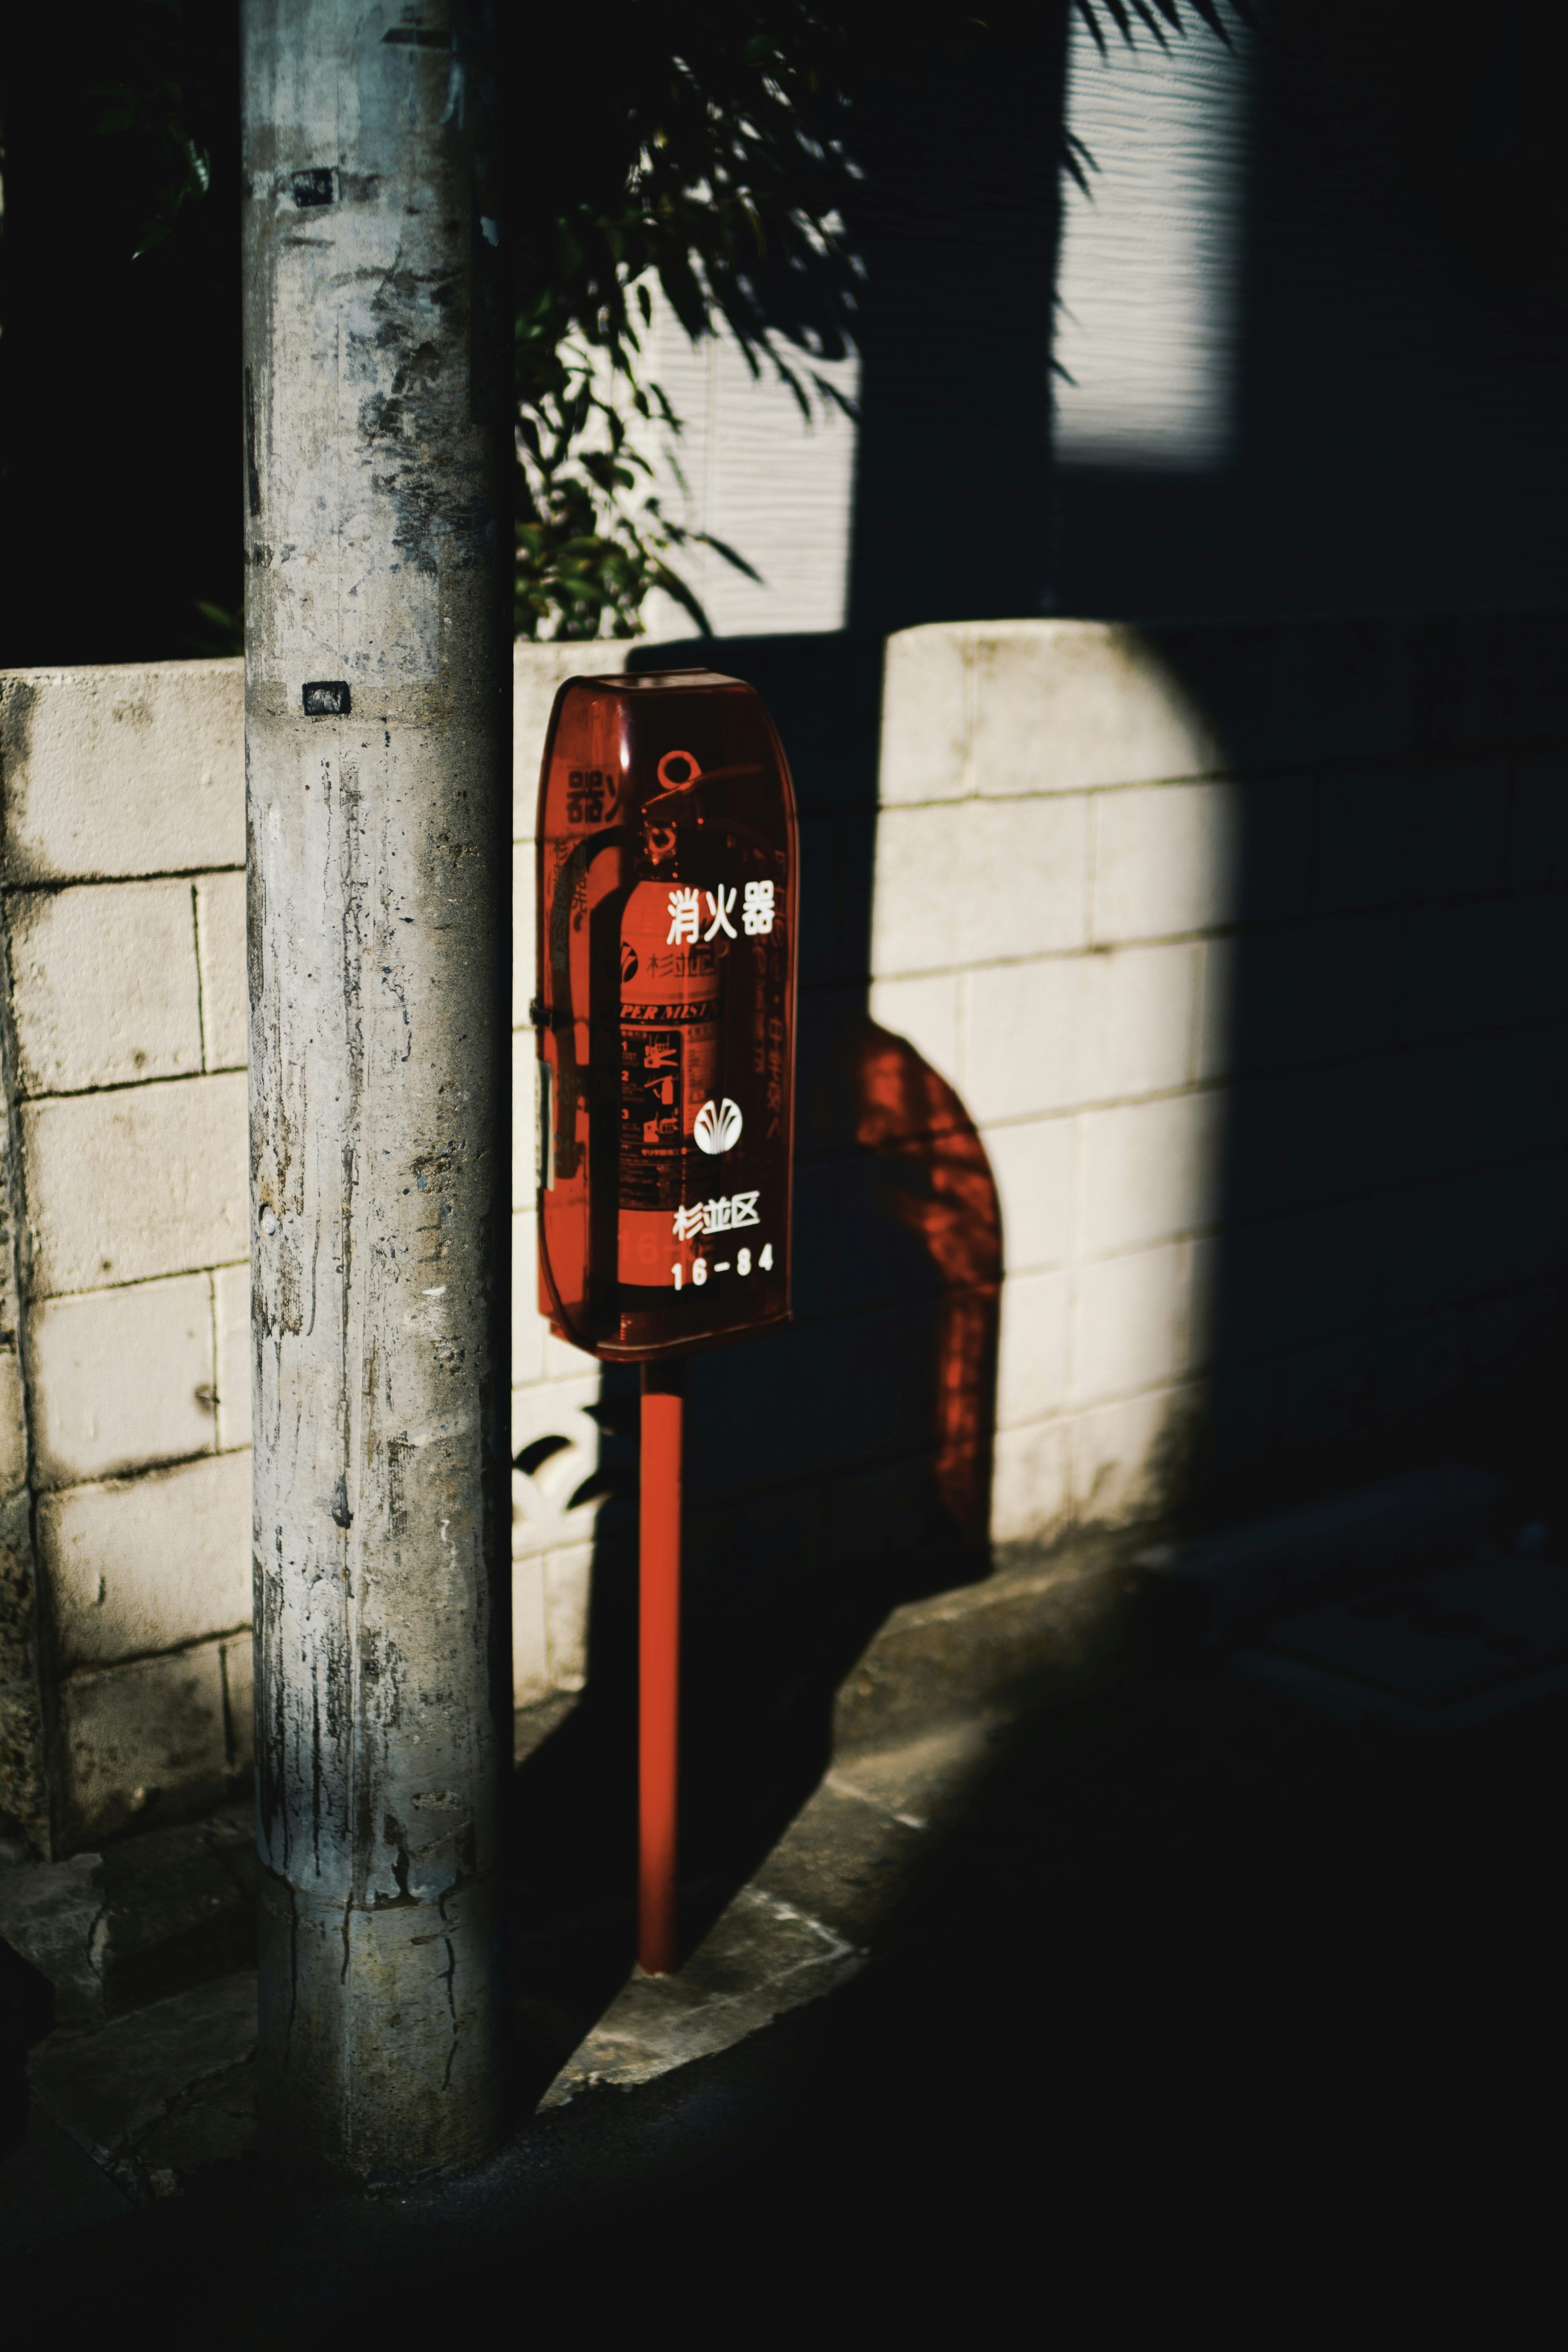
xmin=671 ymin=1188 xmax=762 ymax=1240
xmin=704 ymin=885 xmax=738 ymax=942
xmin=666 ymin=887 xmax=701 ymax=945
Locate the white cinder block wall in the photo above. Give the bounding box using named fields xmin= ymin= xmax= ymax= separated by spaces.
xmin=5 ymin=619 xmax=1559 ymax=1851
xmin=0 ymin=662 xmax=252 ymax=1853
xmin=871 ymin=622 xmax=1230 ymax=1541
xmin=507 ymin=646 xmax=626 ymax=1713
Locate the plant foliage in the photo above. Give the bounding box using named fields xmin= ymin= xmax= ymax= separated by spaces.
xmin=81 ymin=1 xmax=1252 ymax=641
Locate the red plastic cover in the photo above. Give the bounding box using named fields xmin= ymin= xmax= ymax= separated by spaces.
xmin=534 ymin=670 xmax=797 ymax=1361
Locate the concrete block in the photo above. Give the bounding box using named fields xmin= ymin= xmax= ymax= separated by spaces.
xmin=27 ymin=1273 xmax=215 ymax=1489
xmin=1233 ymin=774 xmax=1316 ymax=923
xmin=1091 ymin=781 xmax=1239 ymax=944
xmin=541 ymin=1882 xmax=861 ymax=2107
xmin=194 ymin=873 xmax=247 ymax=1070
xmin=989 ymin=1417 xmax=1072 ymax=1547
xmin=8 ymin=880 xmax=203 ymax=1096
xmin=212 ymin=1263 xmax=252 ymax=1452
xmin=1399 ymin=891 xmax=1568 ymax=1043
xmin=1072 ymin=1243 xmax=1186 ymax=1407
xmin=968 ymin=623 xmax=1223 ymax=798
xmin=511 ymin=1209 xmax=549 ymax=1387
xmin=825 ymin=1454 xmax=940 ymax=1568
xmin=1230 ymin=913 xmax=1397 ymax=1078
xmin=996 ymin=1267 xmax=1071 ymax=1428
xmin=1194 ymin=936 xmax=1235 ymax=1082
xmin=56 ymin=1639 xmax=233 ymax=1847
xmin=1207 ymin=1195 xmax=1383 ymax=1364
xmin=22 ymin=1071 xmax=248 ymax=1295
xmin=510 ymin=1378 xmax=604 ymax=1559
xmin=1223 ymin=1068 xmax=1301 ymax=1221
xmin=544 ymin=1321 xmax=599 ymax=1381
xmin=27 ymin=1968 xmax=258 ymax=2183
xmin=1182 ymin=1233 xmax=1218 ymax=1374
xmin=512 ymin=641 xmax=626 ymax=842
xmin=1314 ymin=760 xmax=1507 ymax=915
xmin=878 ymin=626 xmax=971 ymax=804
xmin=1073 ymin=1383 xmax=1196 ymax=1528
xmin=544 ymin=1543 xmax=592 ymax=1690
xmin=1079 ymin=1089 xmax=1225 ymax=1256
xmin=0 ymin=1343 xmax=29 ymax=1499
xmin=965 ymin=956 xmax=1082 ymax=1123
xmin=0 ymin=661 xmax=243 ymax=883
xmin=0 ymin=1851 xmax=108 ymax=2028
xmin=964 ymin=941 xmax=1199 ymax=1124
xmin=512 ymin=1553 xmax=550 ymax=1707
xmin=867 ymin=972 xmax=962 ymax=1089
xmin=686 ymin=1294 xmax=937 ymax=1498
xmin=221 ymin=1635 xmax=253 ymax=1774
xmin=1293 ymin=1038 xmax=1479 ymax=1202
xmin=1382 ymin=1155 xmax=1566 ymax=1319
xmin=982 ymin=1116 xmax=1076 ymax=1275
xmin=40 ymin=1450 xmax=251 ymax=1671
xmin=871 ymin=794 xmax=1090 ymax=977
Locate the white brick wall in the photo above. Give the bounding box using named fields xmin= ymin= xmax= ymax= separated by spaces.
xmin=871 ymin=623 xmax=1234 ymax=1545
xmin=0 ymin=659 xmax=244 ymax=882
xmin=27 ymin=1274 xmax=217 ymax=1488
xmin=21 ymin=1077 xmax=248 ymax=1295
xmin=39 ymin=1453 xmax=252 ymax=1669
xmin=9 ymin=880 xmax=206 ymax=1093
xmin=0 ymin=646 xmax=634 ymax=1844
xmin=1 ymin=662 xmax=249 ymax=1845
xmin=508 ymin=648 xmax=628 ymax=1706
xmin=4 ymin=617 xmax=1558 ymax=1847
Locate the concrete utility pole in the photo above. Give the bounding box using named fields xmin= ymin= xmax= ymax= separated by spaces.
xmin=241 ymin=1 xmax=511 ymax=2178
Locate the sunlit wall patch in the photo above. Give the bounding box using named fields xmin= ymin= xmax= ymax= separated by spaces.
xmin=1053 ymin=14 xmax=1251 ymax=471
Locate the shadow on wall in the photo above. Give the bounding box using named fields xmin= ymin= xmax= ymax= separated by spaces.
xmin=1138 ymin=613 xmax=1568 ymax=1529
xmin=510 ymin=635 xmax=1002 ymax=2087
xmin=844 ymin=1 xmax=1065 ymax=633
xmin=507 ymin=605 xmax=1568 ymax=2095
xmin=1053 ymin=1 xmax=1568 ymax=620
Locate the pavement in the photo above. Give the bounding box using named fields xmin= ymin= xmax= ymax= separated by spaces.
xmin=4 ymin=1463 xmax=1565 ymax=2329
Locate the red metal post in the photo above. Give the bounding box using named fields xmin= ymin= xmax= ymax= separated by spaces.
xmin=639 ymin=1361 xmax=686 ymax=1974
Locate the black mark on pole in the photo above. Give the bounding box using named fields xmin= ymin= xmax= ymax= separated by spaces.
xmin=304 ymin=682 xmax=352 ymax=717
xmin=382 ymin=25 xmax=451 ymax=44
xmin=244 ymin=367 xmax=262 ymax=519
xmin=291 ymin=169 xmax=336 ymax=208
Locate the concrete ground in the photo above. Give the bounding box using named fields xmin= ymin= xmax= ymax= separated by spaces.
xmin=4 ymin=1470 xmax=1564 ymax=2330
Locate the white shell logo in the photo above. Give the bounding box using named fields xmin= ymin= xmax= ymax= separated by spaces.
xmin=693 ymin=1098 xmax=744 ymax=1156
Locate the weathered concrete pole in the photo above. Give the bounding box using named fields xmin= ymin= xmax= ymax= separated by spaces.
xmin=241 ymin=1 xmax=511 ymax=2179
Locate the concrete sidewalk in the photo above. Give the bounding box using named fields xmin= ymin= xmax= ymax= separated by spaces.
xmin=5 ymin=1463 xmax=1566 ymax=2317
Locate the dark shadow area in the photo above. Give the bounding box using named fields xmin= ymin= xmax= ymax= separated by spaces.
xmin=1054 ymin=0 xmax=1568 ymax=620
xmin=1134 ymin=612 xmax=1568 ymax=1541
xmin=843 ymin=2 xmax=1067 ymax=633
xmin=14 ymin=1567 xmax=1565 ymax=2326
xmin=508 ymin=633 xmax=1002 ymax=2096
xmin=0 ymin=9 xmax=245 ymax=665
xmin=507 ymin=606 xmax=1568 ymax=2105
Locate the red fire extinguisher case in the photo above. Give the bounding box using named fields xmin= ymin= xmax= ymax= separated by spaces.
xmin=534 ymin=670 xmax=798 ymax=1362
